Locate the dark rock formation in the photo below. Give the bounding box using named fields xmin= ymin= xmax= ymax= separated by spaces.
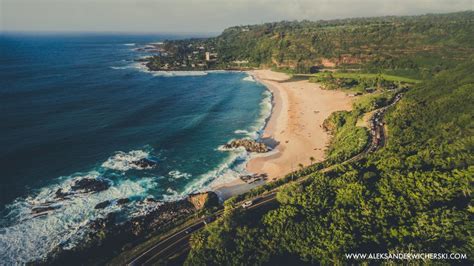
xmin=94 ymin=200 xmax=111 ymax=209
xmin=131 ymin=158 xmax=157 ymax=169
xmin=42 ymin=198 xmax=199 ymax=265
xmin=223 ymin=139 xmax=269 ymax=153
xmin=117 ymin=198 xmax=130 ymax=205
xmin=71 ymin=178 xmax=110 ymax=193
xmin=31 ymin=205 xmax=61 ymax=215
xmin=240 ymin=173 xmax=268 ymax=184
xmin=54 ymin=188 xmax=71 ymax=199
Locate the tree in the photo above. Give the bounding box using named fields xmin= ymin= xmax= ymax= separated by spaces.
xmin=298 ymin=163 xmax=304 ymax=170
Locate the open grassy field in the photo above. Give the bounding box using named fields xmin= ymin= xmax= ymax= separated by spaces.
xmin=307 ymin=72 xmax=421 ymax=83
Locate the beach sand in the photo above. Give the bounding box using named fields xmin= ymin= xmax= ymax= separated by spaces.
xmin=213 ymin=69 xmax=353 ymax=199
xmin=246 ymin=69 xmax=353 ymax=179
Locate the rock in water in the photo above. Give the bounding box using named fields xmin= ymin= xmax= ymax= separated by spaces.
xmin=94 ymin=200 xmax=111 ymax=209
xmin=31 ymin=205 xmax=61 ymax=215
xmin=54 ymin=188 xmax=71 ymax=199
xmin=71 ymin=178 xmax=110 ymax=193
xmin=117 ymin=198 xmax=130 ymax=205
xmin=223 ymin=139 xmax=269 ymax=153
xmin=131 ymin=158 xmax=157 ymax=168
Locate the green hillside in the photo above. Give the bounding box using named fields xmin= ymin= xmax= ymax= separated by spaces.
xmin=147 ymin=11 xmax=473 ymax=79
xmin=212 ymin=11 xmax=473 ymax=78
xmin=181 ymin=12 xmax=473 ymax=265
xmin=184 ymin=60 xmax=474 ymax=264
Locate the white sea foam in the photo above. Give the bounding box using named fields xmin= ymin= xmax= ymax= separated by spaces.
xmin=251 ymin=89 xmax=273 ymax=136
xmin=123 ymin=43 xmax=136 ymax=46
xmin=162 ymin=188 xmax=182 ymax=202
xmin=0 ymin=172 xmax=158 ymax=264
xmin=151 ymin=71 xmax=208 ymax=77
xmin=101 ymin=150 xmax=153 ymax=171
xmin=132 ymin=62 xmax=208 ymax=77
xmin=168 ymin=170 xmax=191 ymax=180
xmin=234 ymin=129 xmax=251 ymax=135
xmin=231 ymin=89 xmax=273 ymax=140
xmin=181 ymin=148 xmax=249 ymax=195
xmin=110 ymin=66 xmax=131 ymax=70
xmin=243 ymin=74 xmax=256 ymax=82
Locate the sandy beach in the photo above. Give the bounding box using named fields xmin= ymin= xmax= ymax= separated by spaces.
xmin=213 ymin=69 xmax=353 ymax=199
xmin=246 ymin=69 xmax=353 ymax=179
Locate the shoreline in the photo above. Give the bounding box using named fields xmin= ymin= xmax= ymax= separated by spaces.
xmin=213 ymin=69 xmax=353 ymax=199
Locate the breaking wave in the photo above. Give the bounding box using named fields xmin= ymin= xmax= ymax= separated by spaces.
xmin=182 ymin=149 xmax=250 ymax=195
xmin=232 ymin=89 xmax=272 ymax=140
xmin=183 ymin=83 xmax=273 ymax=198
xmin=101 ymin=150 xmax=154 ymax=171
xmin=110 ymin=66 xmax=132 ymax=70
xmin=0 ymin=172 xmax=158 ymax=264
xmin=151 ymin=71 xmax=208 ymax=77
xmin=168 ymin=170 xmax=192 ymax=180
xmin=243 ymin=75 xmax=256 ymax=82
xmin=132 ymin=62 xmax=208 ymax=77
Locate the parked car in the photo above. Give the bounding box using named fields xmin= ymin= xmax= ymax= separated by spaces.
xmin=242 ymin=200 xmax=253 ymax=208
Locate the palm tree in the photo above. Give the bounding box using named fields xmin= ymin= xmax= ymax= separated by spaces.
xmin=309 ymin=156 xmax=315 ymax=165
xmin=298 ymin=163 xmax=304 ymax=170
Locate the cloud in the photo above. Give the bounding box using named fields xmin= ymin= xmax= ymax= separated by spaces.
xmin=1 ymin=0 xmax=472 ymax=33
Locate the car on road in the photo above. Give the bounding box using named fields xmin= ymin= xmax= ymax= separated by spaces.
xmin=202 ymin=215 xmax=215 ymax=225
xmin=242 ymin=200 xmax=253 ymax=208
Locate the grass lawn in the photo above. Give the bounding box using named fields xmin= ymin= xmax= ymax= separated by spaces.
xmin=306 ymin=72 xmax=421 ymax=83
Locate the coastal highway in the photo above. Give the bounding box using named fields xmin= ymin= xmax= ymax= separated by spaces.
xmin=128 ymin=193 xmax=277 ymax=266
xmin=127 ymin=94 xmax=401 ymax=265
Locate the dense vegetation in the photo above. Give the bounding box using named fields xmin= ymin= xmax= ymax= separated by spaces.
xmin=308 ymin=72 xmax=418 ymax=93
xmin=212 ymin=11 xmax=473 ymax=78
xmin=148 ymin=11 xmax=473 ymax=78
xmin=323 ymin=110 xmax=369 ymax=163
xmin=185 ymin=59 xmax=474 ymax=264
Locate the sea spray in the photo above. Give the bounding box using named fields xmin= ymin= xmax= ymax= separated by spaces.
xmin=0 ymin=172 xmax=158 ymax=264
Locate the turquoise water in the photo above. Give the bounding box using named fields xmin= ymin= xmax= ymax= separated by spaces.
xmin=0 ymin=34 xmax=270 ymax=263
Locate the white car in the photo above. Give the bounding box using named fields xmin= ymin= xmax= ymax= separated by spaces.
xmin=241 ymin=200 xmax=253 ymax=208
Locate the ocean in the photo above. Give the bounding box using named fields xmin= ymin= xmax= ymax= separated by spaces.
xmin=0 ymin=33 xmax=270 ymax=263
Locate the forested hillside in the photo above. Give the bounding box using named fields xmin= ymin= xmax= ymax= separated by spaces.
xmin=211 ymin=11 xmax=473 ymax=78
xmin=149 ymin=11 xmax=473 ymax=77
xmin=184 ymin=59 xmax=474 ymax=264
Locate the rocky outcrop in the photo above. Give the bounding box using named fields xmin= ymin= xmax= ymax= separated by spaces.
xmin=54 ymin=188 xmax=71 ymax=199
xmin=131 ymin=158 xmax=157 ymax=169
xmin=31 ymin=205 xmax=61 ymax=215
xmin=41 ymin=198 xmax=198 ymax=265
xmin=187 ymin=191 xmax=219 ymax=210
xmin=223 ymin=139 xmax=269 ymax=153
xmin=240 ymin=173 xmax=268 ymax=184
xmin=94 ymin=200 xmax=111 ymax=209
xmin=117 ymin=198 xmax=130 ymax=205
xmin=94 ymin=198 xmax=130 ymax=209
xmin=71 ymin=178 xmax=111 ymax=193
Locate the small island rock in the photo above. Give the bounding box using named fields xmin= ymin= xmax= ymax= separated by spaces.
xmin=223 ymin=139 xmax=269 ymax=153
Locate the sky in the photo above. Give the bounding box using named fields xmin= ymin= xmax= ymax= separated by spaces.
xmin=1 ymin=0 xmax=472 ymax=33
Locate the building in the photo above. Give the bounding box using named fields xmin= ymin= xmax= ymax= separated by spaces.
xmin=205 ymin=52 xmax=210 ymax=61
